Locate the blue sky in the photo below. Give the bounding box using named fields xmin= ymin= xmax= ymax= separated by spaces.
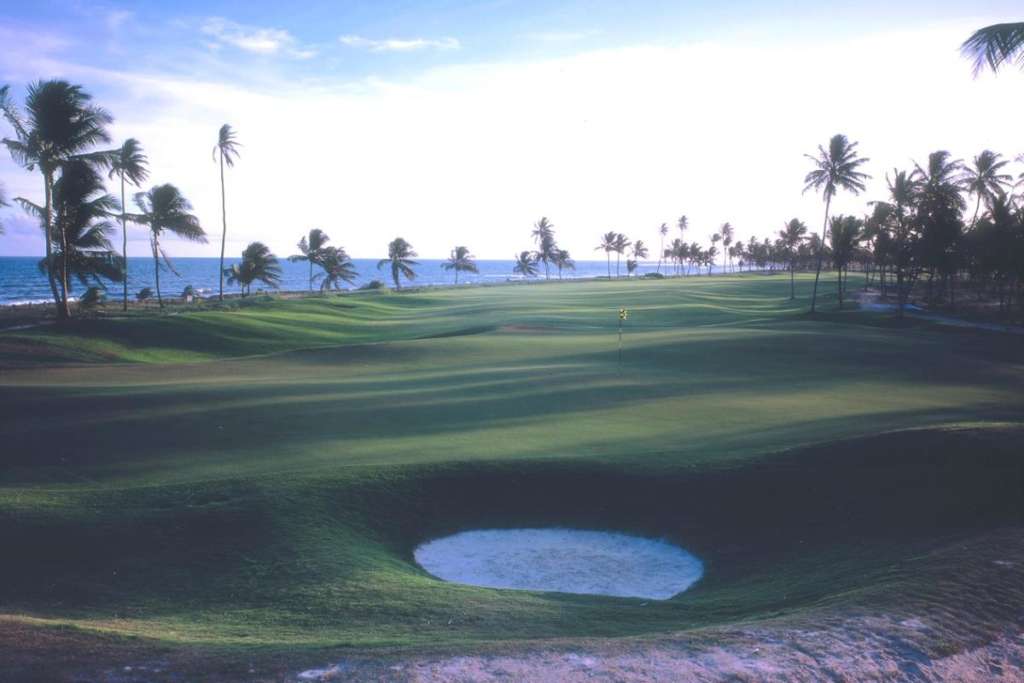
xmin=1 ymin=1 xmax=1023 ymax=258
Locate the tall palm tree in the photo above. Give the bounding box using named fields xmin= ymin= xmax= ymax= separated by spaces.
xmin=720 ymin=222 xmax=734 ymax=272
xmin=828 ymin=215 xmax=862 ymax=309
xmin=213 ymin=123 xmax=240 ymax=301
xmin=225 ymin=241 xmax=281 ymax=296
xmin=630 ymin=240 xmax=648 ymax=277
xmin=656 ymin=223 xmax=668 ymax=274
xmin=531 ymin=217 xmax=557 ymax=279
xmin=289 ymin=228 xmax=331 ymax=291
xmin=803 ymin=134 xmax=870 ymax=313
xmin=512 ymin=250 xmax=538 ymax=278
xmin=131 ymin=184 xmax=206 ymax=308
xmin=710 ymin=232 xmax=722 ymax=273
xmin=962 ymin=150 xmax=1012 ymax=227
xmin=442 ymin=245 xmax=478 ymax=284
xmin=677 ymin=215 xmax=688 ymax=239
xmin=553 ymin=248 xmax=574 ymax=279
xmin=914 ymin=150 xmax=967 ymax=306
xmin=885 ymin=169 xmax=921 ymax=319
xmin=779 ymin=218 xmax=808 ymax=299
xmin=613 ymin=232 xmax=631 ymax=278
xmin=961 ymin=23 xmax=1024 ymax=75
xmin=596 ymin=231 xmax=617 ymax=278
xmin=377 ymin=237 xmax=417 ymax=289
xmin=0 ymin=81 xmax=115 ymax=318
xmin=314 ymin=246 xmax=358 ymax=292
xmin=109 ymin=139 xmax=149 ymax=311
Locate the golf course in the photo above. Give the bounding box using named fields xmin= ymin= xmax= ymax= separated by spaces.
xmin=1 ymin=273 xmax=1022 ymax=681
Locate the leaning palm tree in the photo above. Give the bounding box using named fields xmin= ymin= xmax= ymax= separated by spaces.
xmin=131 ymin=184 xmax=206 ymax=308
xmin=512 ymin=250 xmax=538 ymax=278
xmin=377 ymin=237 xmax=417 ymax=289
xmin=289 ymin=228 xmax=331 ymax=291
xmin=961 ymin=23 xmax=1024 ymax=75
xmin=19 ymin=160 xmax=123 ymax=304
xmin=314 ymin=246 xmax=359 ymax=292
xmin=803 ymin=134 xmax=870 ymax=313
xmin=1 ymin=81 xmax=115 ymax=318
xmin=553 ymin=248 xmax=575 ymax=279
xmin=779 ymin=218 xmax=808 ymax=299
xmin=442 ymin=245 xmax=478 ymax=284
xmin=109 ymin=139 xmax=149 ymax=310
xmin=213 ymin=123 xmax=240 ymax=301
xmin=225 ymin=241 xmax=281 ymax=296
xmin=630 ymin=240 xmax=648 ymax=277
xmin=962 ymin=150 xmax=1012 ymax=227
xmin=596 ymin=231 xmax=617 ymax=278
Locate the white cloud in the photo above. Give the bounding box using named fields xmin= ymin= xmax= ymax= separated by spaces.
xmin=339 ymin=35 xmax=461 ymax=52
xmin=200 ymin=17 xmax=314 ymax=58
xmin=3 ymin=19 xmax=1024 ymax=260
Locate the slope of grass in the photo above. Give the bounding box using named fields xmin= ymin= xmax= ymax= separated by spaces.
xmin=1 ymin=273 xmax=1022 ymax=679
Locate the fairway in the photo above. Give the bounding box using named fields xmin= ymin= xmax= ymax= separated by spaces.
xmin=1 ymin=274 xmax=1023 ymax=680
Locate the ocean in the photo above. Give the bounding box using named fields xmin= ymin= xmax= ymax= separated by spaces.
xmin=0 ymin=256 xmax=700 ymax=305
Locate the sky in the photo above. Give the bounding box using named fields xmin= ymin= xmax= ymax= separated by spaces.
xmin=0 ymin=1 xmax=1023 ymax=259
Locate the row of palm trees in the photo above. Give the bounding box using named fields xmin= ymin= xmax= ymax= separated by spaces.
xmin=0 ymin=79 xmax=244 ymax=316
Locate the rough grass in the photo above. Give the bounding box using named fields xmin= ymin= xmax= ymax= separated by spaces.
xmin=1 ymin=273 xmax=1022 ymax=680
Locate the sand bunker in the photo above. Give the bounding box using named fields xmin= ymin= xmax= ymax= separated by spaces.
xmin=414 ymin=528 xmax=703 ymax=599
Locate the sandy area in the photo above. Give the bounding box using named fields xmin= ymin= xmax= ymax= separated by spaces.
xmin=414 ymin=528 xmax=703 ymax=600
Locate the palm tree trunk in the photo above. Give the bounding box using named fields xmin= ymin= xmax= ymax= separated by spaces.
xmin=810 ymin=194 xmax=832 ymax=314
xmin=393 ymin=263 xmax=400 ymax=290
xmin=615 ymin=253 xmax=620 ymax=278
xmin=153 ymin=234 xmax=163 ymax=309
xmin=656 ymin=237 xmax=664 ymax=274
xmin=121 ymin=173 xmax=129 ymax=311
xmin=455 ymin=269 xmax=459 ymax=285
xmin=309 ymin=260 xmax=313 ymax=292
xmin=971 ymin=195 xmax=981 ymax=228
xmin=790 ymin=262 xmax=795 ymax=300
xmin=606 ymin=253 xmax=611 ymax=279
xmin=42 ymin=170 xmax=65 ymax=319
xmin=837 ymin=267 xmax=843 ymax=309
xmin=218 ymin=153 xmax=227 ymax=301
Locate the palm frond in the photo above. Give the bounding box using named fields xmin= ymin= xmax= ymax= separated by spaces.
xmin=962 ymin=23 xmax=1024 ymax=76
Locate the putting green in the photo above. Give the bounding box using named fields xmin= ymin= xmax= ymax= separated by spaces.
xmin=0 ymin=273 xmax=1022 ymax=679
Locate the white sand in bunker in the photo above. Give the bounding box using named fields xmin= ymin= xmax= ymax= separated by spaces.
xmin=413 ymin=528 xmax=704 ymax=600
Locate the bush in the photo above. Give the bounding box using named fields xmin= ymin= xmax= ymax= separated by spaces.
xmin=79 ymin=287 xmax=105 ymax=308
xmin=137 ymin=287 xmax=153 ymax=302
xmin=360 ymin=279 xmax=386 ymax=291
xmin=643 ymin=272 xmax=665 ymax=279
xmin=181 ymin=285 xmax=196 ymax=301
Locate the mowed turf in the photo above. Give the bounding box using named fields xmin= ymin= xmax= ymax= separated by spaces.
xmin=1 ymin=274 xmax=1022 ymax=678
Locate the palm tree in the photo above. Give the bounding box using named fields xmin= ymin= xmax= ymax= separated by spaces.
xmin=213 ymin=123 xmax=240 ymax=301
xmin=596 ymin=231 xmax=617 ymax=278
xmin=829 ymin=215 xmax=862 ymax=308
xmin=613 ymin=232 xmax=631 ymax=277
xmin=630 ymin=240 xmax=648 ymax=277
xmin=131 ymin=184 xmax=206 ymax=308
xmin=314 ymin=246 xmax=358 ymax=292
xmin=710 ymin=232 xmax=722 ymax=273
xmin=0 ymin=81 xmax=115 ymax=319
xmin=656 ymin=223 xmax=669 ymax=273
xmin=914 ymin=150 xmax=967 ymax=306
xmin=377 ymin=237 xmax=417 ymax=289
xmin=803 ymin=134 xmax=870 ymax=313
xmin=706 ymin=245 xmax=718 ymax=275
xmin=109 ymin=139 xmax=149 ymax=311
xmin=963 ymin=150 xmax=1012 ymax=227
xmin=442 ymin=245 xmax=478 ymax=284
xmin=553 ymin=248 xmax=575 ymax=279
xmin=779 ymin=218 xmax=808 ymax=299
xmin=720 ymin=222 xmax=734 ymax=272
xmin=289 ymin=228 xmax=331 ymax=291
xmin=885 ymin=169 xmax=921 ymax=319
xmin=512 ymin=250 xmax=538 ymax=278
xmin=19 ymin=160 xmax=123 ymax=303
xmin=677 ymin=215 xmax=688 ymax=239
xmin=225 ymin=241 xmax=281 ymax=296
xmin=961 ymin=23 xmax=1024 ymax=75
xmin=531 ymin=217 xmax=557 ymax=279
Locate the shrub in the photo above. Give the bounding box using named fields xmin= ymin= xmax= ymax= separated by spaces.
xmin=360 ymin=279 xmax=386 ymax=291
xmin=79 ymin=287 xmax=105 ymax=308
xmin=643 ymin=272 xmax=665 ymax=279
xmin=137 ymin=287 xmax=153 ymax=302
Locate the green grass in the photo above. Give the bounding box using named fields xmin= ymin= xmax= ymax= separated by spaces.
xmin=1 ymin=273 xmax=1022 ymax=678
